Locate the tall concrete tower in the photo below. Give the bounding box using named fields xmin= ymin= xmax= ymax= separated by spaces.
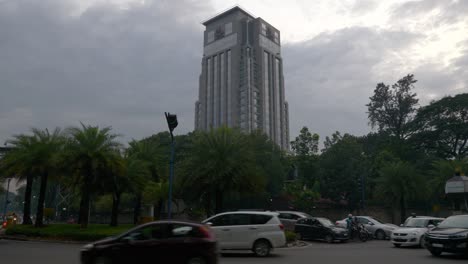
xmin=195 ymin=6 xmax=289 ymax=150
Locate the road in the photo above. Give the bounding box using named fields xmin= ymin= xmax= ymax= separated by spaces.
xmin=0 ymin=239 xmax=466 ymax=264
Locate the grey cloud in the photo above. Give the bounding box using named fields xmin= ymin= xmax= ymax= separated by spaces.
xmin=283 ymin=27 xmax=424 ymax=139
xmin=391 ymin=0 xmax=468 ymax=26
xmin=0 ymin=0 xmax=213 ymax=143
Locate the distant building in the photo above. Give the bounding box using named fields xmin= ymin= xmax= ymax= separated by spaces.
xmin=194 ymin=6 xmax=290 ymax=150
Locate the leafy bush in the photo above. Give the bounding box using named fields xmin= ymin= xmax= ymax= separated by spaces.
xmin=5 ymin=224 xmax=133 ymax=241
xmin=285 ymin=231 xmax=297 ymax=243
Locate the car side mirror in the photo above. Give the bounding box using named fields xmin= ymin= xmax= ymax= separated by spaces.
xmin=400 ymin=224 xmax=403 ymax=227
xmin=205 ymin=222 xmax=213 ymax=226
xmin=368 ymin=222 xmax=374 ymax=225
xmin=427 ymin=225 xmax=435 ymax=229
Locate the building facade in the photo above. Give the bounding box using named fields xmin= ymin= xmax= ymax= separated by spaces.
xmin=195 ymin=6 xmax=290 ymax=150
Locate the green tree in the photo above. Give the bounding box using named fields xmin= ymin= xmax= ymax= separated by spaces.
xmin=375 ymin=161 xmax=425 ymax=223
xmin=367 ymin=74 xmax=419 ymax=141
xmin=1 ymin=135 xmax=36 ymax=225
xmin=411 ymin=93 xmax=468 ymax=160
xmin=4 ymin=128 xmax=65 ymax=227
xmin=319 ymin=133 xmax=365 ymax=209
xmin=65 ymin=124 xmax=121 ymax=228
xmin=181 ymin=127 xmax=264 ymax=214
xmin=291 ymin=127 xmax=319 ymax=156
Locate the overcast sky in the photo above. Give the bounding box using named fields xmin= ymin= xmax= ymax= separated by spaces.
xmin=1 ymin=0 xmax=467 ymax=145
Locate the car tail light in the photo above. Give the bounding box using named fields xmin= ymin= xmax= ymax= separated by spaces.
xmin=2 ymin=222 xmax=6 ymax=228
xmin=335 ymin=221 xmax=339 ymax=225
xmin=199 ymin=226 xmax=216 ymax=240
xmin=279 ymin=224 xmax=284 ymax=231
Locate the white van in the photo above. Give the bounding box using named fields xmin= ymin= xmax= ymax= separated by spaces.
xmin=203 ymin=211 xmax=286 ymax=257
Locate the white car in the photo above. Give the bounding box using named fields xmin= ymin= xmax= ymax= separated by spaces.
xmin=391 ymin=217 xmax=444 ymax=248
xmin=202 ymin=211 xmax=286 ymax=257
xmin=336 ymin=216 xmax=397 ymax=239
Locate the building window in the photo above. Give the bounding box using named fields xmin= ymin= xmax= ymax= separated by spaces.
xmin=274 ymin=32 xmax=279 ymax=43
xmin=215 ymin=26 xmax=225 ymax=40
xmin=207 ymin=31 xmax=214 ymax=43
xmin=225 ymin=22 xmax=232 ymax=35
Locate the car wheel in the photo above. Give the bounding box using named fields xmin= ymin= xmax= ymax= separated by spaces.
xmin=429 ymin=249 xmax=442 ymax=257
xmin=94 ymin=256 xmax=111 ymax=264
xmin=419 ymin=235 xmax=426 ymax=248
xmin=325 ymin=234 xmax=334 ymax=243
xmin=253 ymin=239 xmax=271 ymax=257
xmin=187 ymin=257 xmax=206 ymax=264
xmin=393 ymin=244 xmax=401 ymax=248
xmin=375 ymin=230 xmax=386 ymax=240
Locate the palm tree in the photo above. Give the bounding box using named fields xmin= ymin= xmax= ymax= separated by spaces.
xmin=127 ymin=139 xmax=166 ymax=222
xmin=1 ymin=135 xmax=36 ymax=225
xmin=65 ymin=124 xmax=121 ymax=228
xmin=375 ymin=161 xmax=425 ymax=223
xmin=428 ymin=159 xmax=468 ymax=202
xmin=181 ymin=127 xmax=264 ymax=214
xmin=2 ymin=128 xmax=65 ymax=227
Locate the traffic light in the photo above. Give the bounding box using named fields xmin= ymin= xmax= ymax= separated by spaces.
xmin=165 ymin=112 xmax=178 ymax=133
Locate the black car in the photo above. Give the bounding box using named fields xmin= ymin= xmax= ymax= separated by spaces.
xmin=80 ymin=220 xmax=218 ymax=264
xmin=295 ymin=217 xmax=349 ymax=243
xmin=425 ymin=215 xmax=468 ymax=256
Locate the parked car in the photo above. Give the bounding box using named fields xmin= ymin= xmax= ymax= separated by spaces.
xmin=391 ymin=217 xmax=444 ymax=248
xmin=202 ymin=211 xmax=286 ymax=257
xmin=425 ymin=214 xmax=468 ymax=257
xmin=295 ymin=217 xmax=349 ymax=243
xmin=80 ymin=220 xmax=218 ymax=264
xmin=336 ymin=216 xmax=397 ymax=240
xmin=278 ymin=211 xmax=312 ymax=231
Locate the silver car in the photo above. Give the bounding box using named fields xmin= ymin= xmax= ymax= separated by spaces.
xmin=336 ymin=216 xmax=397 ymax=240
xmin=278 ymin=211 xmax=312 ymax=231
xmin=391 ymin=217 xmax=444 ymax=248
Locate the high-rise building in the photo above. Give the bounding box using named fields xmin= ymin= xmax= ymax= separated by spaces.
xmin=195 ymin=6 xmax=289 ymax=150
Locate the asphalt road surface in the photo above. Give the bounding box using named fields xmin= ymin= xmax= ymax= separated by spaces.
xmin=1 ymin=239 xmax=466 ymax=264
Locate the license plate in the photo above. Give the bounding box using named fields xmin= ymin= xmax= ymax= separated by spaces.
xmin=432 ymin=243 xmax=443 ymax=248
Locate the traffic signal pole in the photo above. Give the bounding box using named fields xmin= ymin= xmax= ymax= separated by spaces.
xmin=164 ymin=112 xmax=178 ymax=220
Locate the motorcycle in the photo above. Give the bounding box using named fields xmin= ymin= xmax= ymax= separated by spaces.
xmin=351 ymin=223 xmax=370 ymax=242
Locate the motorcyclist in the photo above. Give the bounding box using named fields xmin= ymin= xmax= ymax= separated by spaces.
xmin=346 ymin=214 xmax=353 ymax=233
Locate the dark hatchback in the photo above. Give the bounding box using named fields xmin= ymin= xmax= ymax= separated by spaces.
xmin=295 ymin=217 xmax=349 ymax=243
xmin=425 ymin=215 xmax=468 ymax=257
xmin=80 ymin=221 xmax=218 ymax=264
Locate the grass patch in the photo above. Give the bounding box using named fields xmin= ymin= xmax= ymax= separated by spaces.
xmin=5 ymin=224 xmax=134 ymax=241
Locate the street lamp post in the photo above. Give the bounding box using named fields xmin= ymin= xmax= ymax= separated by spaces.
xmin=3 ymin=178 xmax=12 ymax=221
xmin=164 ymin=112 xmax=178 ymax=219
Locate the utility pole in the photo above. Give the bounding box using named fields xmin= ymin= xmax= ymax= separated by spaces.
xmin=165 ymin=112 xmax=178 ymax=219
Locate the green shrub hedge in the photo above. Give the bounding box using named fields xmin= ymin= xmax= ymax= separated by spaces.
xmin=5 ymin=224 xmax=133 ymax=241
xmin=285 ymin=231 xmax=297 ymax=243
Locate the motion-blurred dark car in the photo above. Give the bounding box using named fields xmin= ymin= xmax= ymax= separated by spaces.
xmin=278 ymin=211 xmax=312 ymax=231
xmin=295 ymin=217 xmax=349 ymax=243
xmin=425 ymin=215 xmax=468 ymax=257
xmin=80 ymin=220 xmax=218 ymax=264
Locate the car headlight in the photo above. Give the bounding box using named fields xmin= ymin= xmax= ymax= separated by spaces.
xmin=82 ymin=243 xmax=94 ymax=250
xmin=411 ymin=232 xmax=418 ymax=236
xmin=450 ymin=234 xmax=468 ymax=239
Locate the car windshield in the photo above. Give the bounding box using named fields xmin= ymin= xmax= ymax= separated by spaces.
xmin=437 ymin=215 xmax=468 ymax=229
xmin=317 ymin=218 xmax=334 ymax=227
xmin=403 ymin=218 xmax=427 ymax=227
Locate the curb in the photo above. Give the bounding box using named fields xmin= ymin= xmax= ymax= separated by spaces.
xmin=0 ymin=235 xmax=87 ymax=244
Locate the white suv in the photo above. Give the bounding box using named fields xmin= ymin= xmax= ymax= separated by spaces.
xmin=202 ymin=211 xmax=286 ymax=257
